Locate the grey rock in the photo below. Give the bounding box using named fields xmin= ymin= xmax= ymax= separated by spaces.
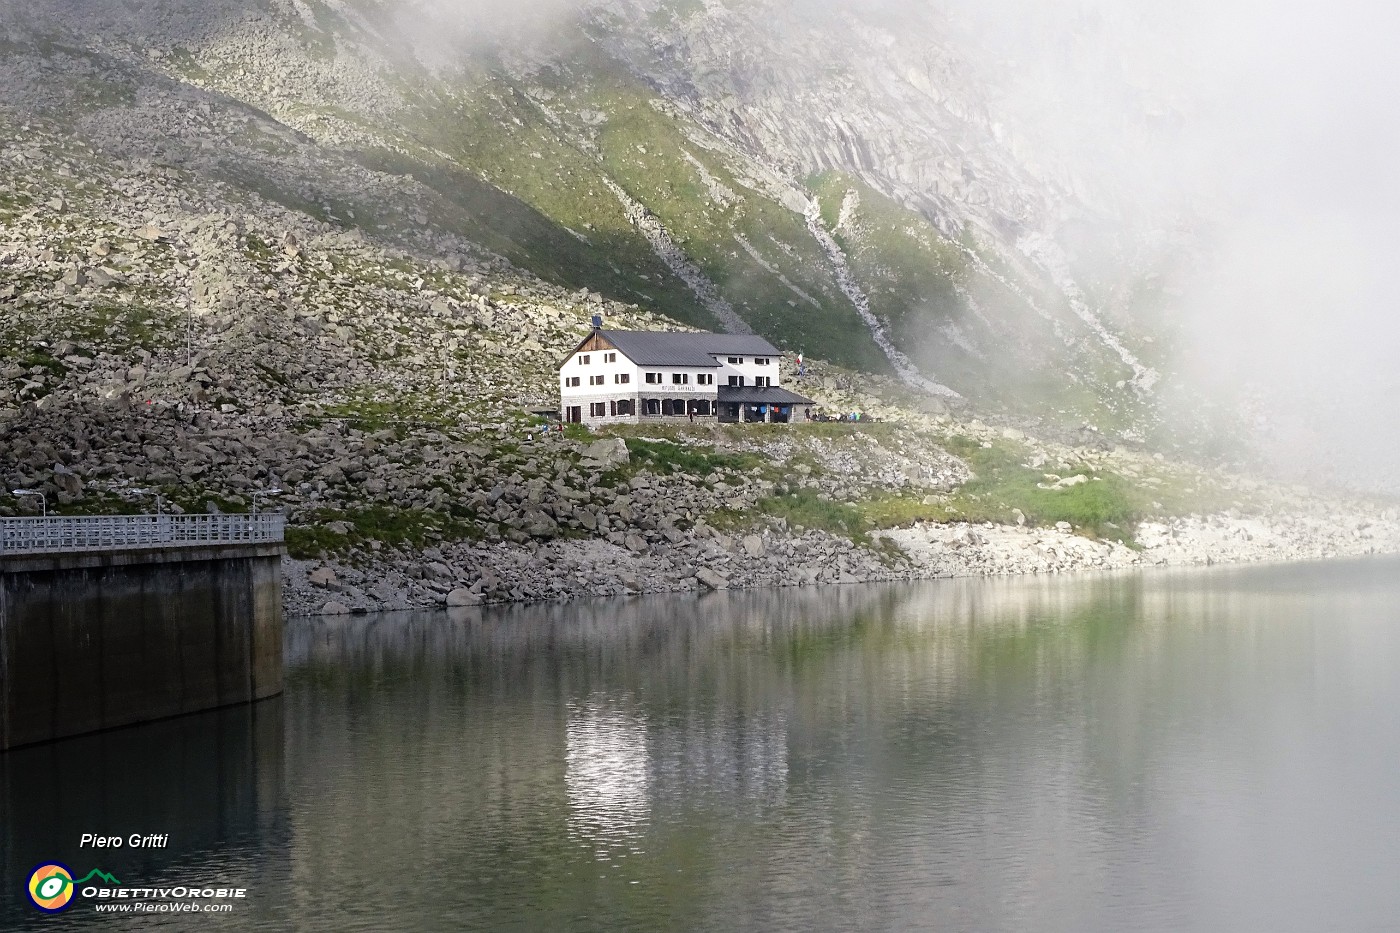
xmin=696 ymin=567 xmax=729 ymax=590
xmin=445 ymin=587 xmax=482 ymax=606
xmin=582 ymin=437 xmax=629 ymax=468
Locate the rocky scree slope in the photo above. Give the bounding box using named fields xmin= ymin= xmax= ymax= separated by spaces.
xmin=3 ymin=0 xmax=1195 ymax=435
xmin=4 ymin=1 xmax=1395 ymax=615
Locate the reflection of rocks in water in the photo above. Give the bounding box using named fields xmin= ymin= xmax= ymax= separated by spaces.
xmin=566 ymin=699 xmax=651 ymax=857
xmin=286 ymin=585 xmax=932 ymax=677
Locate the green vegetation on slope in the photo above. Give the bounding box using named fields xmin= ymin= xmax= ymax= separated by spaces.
xmin=806 ymin=172 xmax=1144 ymax=428
xmin=371 ymin=36 xmax=889 ymax=370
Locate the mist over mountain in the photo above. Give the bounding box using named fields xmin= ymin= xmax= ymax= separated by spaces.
xmin=2 ymin=0 xmax=1396 ymax=491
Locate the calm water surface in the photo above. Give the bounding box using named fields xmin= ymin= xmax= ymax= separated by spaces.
xmin=5 ymin=558 xmax=1400 ymax=932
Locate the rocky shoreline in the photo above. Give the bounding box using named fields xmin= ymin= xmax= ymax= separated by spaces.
xmin=283 ymin=500 xmax=1400 ymax=617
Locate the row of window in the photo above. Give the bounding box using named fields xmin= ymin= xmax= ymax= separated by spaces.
xmin=579 ymin=353 xmax=772 ymax=367
xmin=645 ymin=398 xmax=713 ymax=417
xmin=564 ymin=374 xmax=633 ymax=388
xmin=579 ymin=399 xmax=718 ymax=419
xmin=645 ymin=372 xmax=715 ymax=385
xmin=567 ymin=374 xmax=771 ymax=389
xmin=589 ymin=400 xmax=638 ymax=417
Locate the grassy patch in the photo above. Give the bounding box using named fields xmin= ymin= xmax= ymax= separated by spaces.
xmin=15 ymin=349 xmax=68 ymax=378
xmin=860 ymin=491 xmax=956 ymax=528
xmin=929 ymin=437 xmax=1138 ymax=540
xmin=285 ymin=506 xmax=481 ymax=558
xmin=750 ymin=489 xmax=872 ymax=543
xmin=623 ymin=437 xmax=764 ymax=476
xmin=921 ymin=436 xmax=1244 ymax=544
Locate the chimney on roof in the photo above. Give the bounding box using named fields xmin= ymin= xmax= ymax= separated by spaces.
xmin=591 ymin=313 xmax=603 ymax=331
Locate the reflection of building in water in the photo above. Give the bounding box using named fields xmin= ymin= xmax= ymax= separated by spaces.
xmin=565 ymin=696 xmax=791 ymax=857
xmin=566 ymin=700 xmax=651 ymax=855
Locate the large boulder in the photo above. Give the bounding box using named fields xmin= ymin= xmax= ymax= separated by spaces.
xmin=696 ymin=567 xmax=729 ymax=590
xmin=445 ymin=588 xmax=482 ymax=607
xmin=308 ymin=566 xmax=337 ymax=588
xmin=581 ymin=438 xmax=629 ymax=469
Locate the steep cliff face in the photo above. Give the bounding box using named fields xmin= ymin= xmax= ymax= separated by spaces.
xmin=1 ymin=0 xmax=1195 ymax=433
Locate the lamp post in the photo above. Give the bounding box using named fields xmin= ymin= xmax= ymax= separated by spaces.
xmin=126 ymin=487 xmax=165 ymax=516
xmin=12 ymin=489 xmax=47 ymax=517
xmin=252 ymin=488 xmax=283 ymax=514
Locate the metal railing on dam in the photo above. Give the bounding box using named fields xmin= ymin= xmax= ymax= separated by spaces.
xmin=0 ymin=513 xmax=285 ymax=555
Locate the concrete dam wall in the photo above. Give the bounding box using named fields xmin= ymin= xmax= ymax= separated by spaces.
xmin=0 ymin=543 xmax=283 ymax=751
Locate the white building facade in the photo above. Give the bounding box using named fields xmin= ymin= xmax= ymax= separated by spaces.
xmin=559 ymin=329 xmax=814 ymax=427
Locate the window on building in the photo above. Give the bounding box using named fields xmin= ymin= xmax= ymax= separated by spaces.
xmin=728 ymin=375 xmax=744 ymax=387
xmin=615 ymin=373 xmax=631 ymax=384
xmin=755 ymin=357 xmax=771 ymax=366
xmin=616 ymin=399 xmax=635 ymax=416
xmin=671 ymin=373 xmax=689 ymax=385
xmin=605 ymin=352 xmax=617 ymax=363
xmin=579 ymin=354 xmax=591 ymax=365
xmin=755 ymin=376 xmax=771 ymax=388
xmin=727 ymin=356 xmax=742 ymax=364
xmin=589 ymin=374 xmax=605 ymax=386
xmin=694 ymin=399 xmax=712 ymax=416
xmin=697 ymin=373 xmax=714 ymax=385
xmin=644 ymin=398 xmax=661 ymax=416
xmin=589 ymin=402 xmax=607 ymax=418
xmin=645 ymin=372 xmax=662 ymax=384
xmin=565 ymin=376 xmax=581 ymax=388
xmin=567 ymin=406 xmax=582 ymax=423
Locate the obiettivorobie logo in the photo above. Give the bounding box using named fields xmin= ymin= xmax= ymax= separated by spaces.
xmin=25 ymin=860 xmax=248 ymax=915
xmin=26 ymin=863 xmax=122 ymax=913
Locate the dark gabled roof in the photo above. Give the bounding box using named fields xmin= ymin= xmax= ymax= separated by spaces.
xmin=597 ymin=330 xmax=782 ymax=367
xmin=716 ymin=385 xmax=815 ymax=405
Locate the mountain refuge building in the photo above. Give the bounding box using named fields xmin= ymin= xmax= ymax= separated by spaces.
xmin=559 ymin=323 xmax=815 ymax=426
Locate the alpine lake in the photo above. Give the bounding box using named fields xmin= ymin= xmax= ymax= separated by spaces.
xmin=5 ymin=557 xmax=1400 ymax=932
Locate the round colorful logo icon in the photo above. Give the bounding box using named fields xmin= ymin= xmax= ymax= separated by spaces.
xmin=27 ymin=863 xmax=77 ymax=913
